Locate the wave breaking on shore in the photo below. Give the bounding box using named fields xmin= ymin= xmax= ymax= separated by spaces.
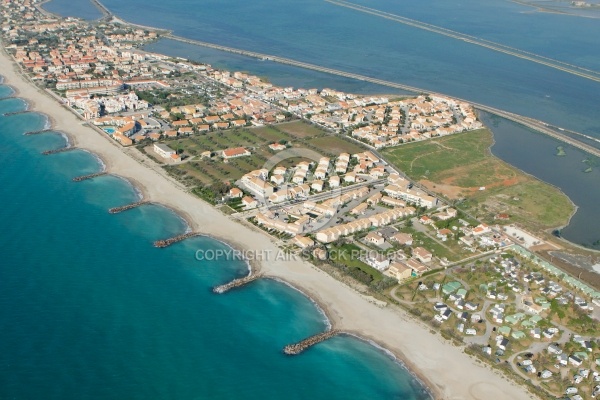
xmin=267 ymin=276 xmax=333 ymax=331
xmin=342 ymin=331 xmax=434 ymax=399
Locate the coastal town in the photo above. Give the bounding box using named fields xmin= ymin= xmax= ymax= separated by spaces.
xmin=0 ymin=0 xmax=481 ymax=148
xmin=1 ymin=1 xmax=599 ymax=399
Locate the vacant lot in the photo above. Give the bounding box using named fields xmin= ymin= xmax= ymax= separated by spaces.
xmin=276 ymin=120 xmax=327 ymax=138
xmin=464 ymin=180 xmax=575 ymax=231
xmin=382 ymin=129 xmax=491 ymax=183
xmin=164 ymin=129 xmax=267 ymax=154
xmin=307 ymin=136 xmax=366 ymax=156
xmin=248 ymin=125 xmax=289 ymax=143
xmin=382 ymin=129 xmax=575 ymax=231
xmin=330 ymin=243 xmax=384 ymax=282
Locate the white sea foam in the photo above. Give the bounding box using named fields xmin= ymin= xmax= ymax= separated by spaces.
xmin=188 ymin=233 xmax=260 ymax=275
xmin=251 ymin=275 xmax=431 ymax=397
xmin=341 ymin=332 xmax=433 ymax=399
xmin=114 ymin=175 xmax=145 ymax=201
xmin=91 ymin=152 xmax=106 ymax=171
xmin=110 ymin=175 xmax=139 ymax=199
xmin=58 ymin=131 xmax=70 ymax=147
xmin=267 ymin=277 xmax=332 ymax=330
xmin=0 ymin=81 xmax=16 ymax=98
xmin=144 ymin=202 xmax=192 ymax=232
xmin=80 ymin=149 xmax=107 ymax=172
xmin=132 ymin=185 xmax=144 ymax=201
xmin=167 ymin=231 xmax=255 ymax=275
xmin=215 ymin=237 xmax=252 ymax=274
xmin=95 ymin=155 xmax=107 ymax=172
xmin=175 ymin=212 xmax=192 ymax=234
xmin=43 ymin=114 xmax=52 ymax=130
xmin=0 ymin=97 xmax=28 ymax=115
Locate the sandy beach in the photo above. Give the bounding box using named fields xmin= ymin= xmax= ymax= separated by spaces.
xmin=0 ymin=44 xmax=537 ymax=400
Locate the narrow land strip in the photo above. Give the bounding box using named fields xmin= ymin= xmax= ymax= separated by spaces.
xmin=0 ymin=38 xmax=536 ymax=400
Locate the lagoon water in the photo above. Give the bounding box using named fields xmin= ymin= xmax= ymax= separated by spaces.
xmin=0 ymin=89 xmax=429 ymax=398
xmin=42 ymin=0 xmax=103 ymax=20
xmin=45 ymin=0 xmax=600 ymax=139
xmin=481 ymin=112 xmax=600 ymax=248
xmin=103 ymin=0 xmax=600 ymax=137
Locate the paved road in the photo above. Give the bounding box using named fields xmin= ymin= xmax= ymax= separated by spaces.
xmin=327 ymin=0 xmax=600 ymax=84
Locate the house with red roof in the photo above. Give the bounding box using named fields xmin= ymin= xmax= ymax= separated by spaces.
xmin=221 ymin=147 xmax=250 ymax=159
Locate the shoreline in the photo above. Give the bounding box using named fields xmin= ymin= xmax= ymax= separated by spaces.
xmin=0 ymin=83 xmax=17 ymax=98
xmin=486 ymin=124 xmax=580 ymax=233
xmin=0 ymin=34 xmax=539 ymax=400
xmin=266 ymin=276 xmax=334 ymax=331
xmin=484 ymin=118 xmax=600 ymax=256
xmin=341 ymin=329 xmax=440 ymax=395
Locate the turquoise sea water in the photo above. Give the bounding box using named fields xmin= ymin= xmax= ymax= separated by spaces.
xmin=0 ymin=88 xmax=429 ymax=398
xmin=0 ymin=83 xmax=14 ymax=98
xmin=8 ymin=5 xmax=595 ymax=397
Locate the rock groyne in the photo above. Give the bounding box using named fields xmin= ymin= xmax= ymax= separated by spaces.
xmin=108 ymin=200 xmax=149 ymax=214
xmin=73 ymin=171 xmax=108 ymax=182
xmin=283 ymin=330 xmax=341 ymax=355
xmin=3 ymin=110 xmax=29 ymax=116
xmin=42 ymin=146 xmax=77 ymax=155
xmin=24 ymin=128 xmax=53 ymax=135
xmin=213 ymin=273 xmax=263 ymax=294
xmin=153 ymin=231 xmax=201 ymax=248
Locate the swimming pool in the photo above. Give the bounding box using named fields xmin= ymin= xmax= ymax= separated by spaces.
xmin=103 ymin=127 xmax=116 ymax=134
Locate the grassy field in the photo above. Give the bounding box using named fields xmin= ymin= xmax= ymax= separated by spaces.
xmin=164 ymin=129 xmax=266 ymax=154
xmin=398 ymin=226 xmax=471 ymax=262
xmin=382 ymin=129 xmax=492 ymax=182
xmin=276 ymin=120 xmax=328 ymax=138
xmin=462 ymin=180 xmax=575 ymax=230
xmin=331 ymin=243 xmax=384 ymax=282
xmin=307 ymin=136 xmax=366 ymax=155
xmin=248 ymin=125 xmax=289 ymax=142
xmin=382 ymin=129 xmax=575 ymax=231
